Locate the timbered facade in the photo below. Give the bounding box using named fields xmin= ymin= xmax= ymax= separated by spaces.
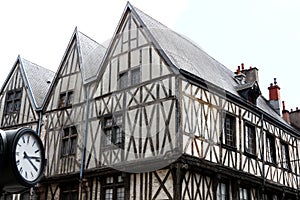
xmin=1 ymin=2 xmax=300 ymax=200
xmin=0 ymin=56 xmax=54 ymax=199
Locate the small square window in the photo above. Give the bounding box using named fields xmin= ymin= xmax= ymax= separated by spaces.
xmin=59 ymin=91 xmax=74 ymax=108
xmin=4 ymin=90 xmax=22 ymax=114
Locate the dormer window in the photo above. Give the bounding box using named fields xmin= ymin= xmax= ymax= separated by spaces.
xmin=236 ymin=81 xmax=261 ymax=105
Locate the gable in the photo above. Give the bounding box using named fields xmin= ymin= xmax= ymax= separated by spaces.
xmin=94 ymin=9 xmax=173 ymax=96
xmin=45 ymin=39 xmax=84 ymax=111
xmin=0 ymin=62 xmax=38 ymax=128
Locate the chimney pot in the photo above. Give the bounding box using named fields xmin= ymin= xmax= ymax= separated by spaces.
xmin=237 ymin=66 xmax=241 ymax=74
xmin=291 ymin=109 xmax=293 ymax=112
xmin=297 ymin=107 xmax=299 ymax=111
xmin=274 ymin=78 xmax=277 ymax=85
xmin=241 ymin=63 xmax=244 ymax=70
xmin=282 ymin=101 xmax=286 ymax=110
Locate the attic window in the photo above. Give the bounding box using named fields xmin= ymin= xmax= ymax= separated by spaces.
xmin=118 ymin=66 xmax=141 ymax=90
xmin=4 ymin=90 xmax=22 ymax=114
xmin=58 ymin=91 xmax=74 ymax=108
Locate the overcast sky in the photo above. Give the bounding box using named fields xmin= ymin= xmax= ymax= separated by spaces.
xmin=0 ymin=0 xmax=299 ymax=111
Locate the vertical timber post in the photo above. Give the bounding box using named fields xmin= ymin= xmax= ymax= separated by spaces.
xmin=171 ymin=161 xmax=187 ymax=200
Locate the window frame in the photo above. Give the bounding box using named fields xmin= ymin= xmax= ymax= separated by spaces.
xmin=58 ymin=90 xmax=74 ymax=108
xmin=280 ymin=141 xmax=291 ymax=171
xmin=216 ymin=182 xmax=229 ymax=200
xmin=102 ymin=114 xmax=124 ymax=149
xmin=61 ymin=126 xmax=78 ymax=157
xmin=222 ymin=113 xmax=237 ymax=149
xmin=4 ymin=89 xmax=22 ymax=115
xmin=244 ymin=122 xmax=256 ymax=157
xmin=266 ymin=133 xmax=276 ymax=165
xmin=101 ymin=174 xmax=125 ymax=200
xmin=118 ymin=66 xmax=141 ymax=90
xmin=239 ymin=187 xmax=250 ymax=200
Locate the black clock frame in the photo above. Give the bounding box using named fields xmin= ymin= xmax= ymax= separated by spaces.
xmin=0 ymin=128 xmax=45 ymax=193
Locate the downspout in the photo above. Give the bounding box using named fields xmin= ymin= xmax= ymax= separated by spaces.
xmin=261 ymin=113 xmax=265 ymax=199
xmin=37 ymin=111 xmax=43 ymax=137
xmin=80 ymin=84 xmax=90 ymax=181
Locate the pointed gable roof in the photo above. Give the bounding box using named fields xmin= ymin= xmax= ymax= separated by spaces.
xmin=42 ymin=28 xmax=107 ymax=109
xmin=20 ymin=57 xmax=55 ymax=109
xmin=123 ymin=3 xmax=291 ymax=127
xmin=0 ymin=56 xmax=55 ymax=110
xmin=130 ymin=4 xmax=239 ymax=96
xmin=77 ymin=31 xmax=106 ymax=84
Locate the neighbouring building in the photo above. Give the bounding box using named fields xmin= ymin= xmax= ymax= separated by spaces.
xmin=1 ymin=2 xmax=300 ymax=200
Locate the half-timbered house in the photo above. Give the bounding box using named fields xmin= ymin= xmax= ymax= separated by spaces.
xmin=0 ymin=56 xmax=54 ymax=199
xmin=1 ymin=2 xmax=300 ymax=200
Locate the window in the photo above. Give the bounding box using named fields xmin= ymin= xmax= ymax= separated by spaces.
xmin=60 ymin=183 xmax=78 ymax=200
xmin=61 ymin=126 xmax=77 ymax=156
xmin=4 ymin=90 xmax=22 ymax=114
xmin=59 ymin=91 xmax=74 ymax=108
xmin=103 ymin=115 xmax=124 ymax=149
xmin=222 ymin=114 xmax=236 ymax=147
xmin=239 ymin=187 xmax=250 ymax=200
xmin=101 ymin=175 xmax=125 ymax=200
xmin=118 ymin=67 xmax=141 ymax=89
xmin=118 ymin=72 xmax=128 ymax=89
xmin=266 ymin=133 xmax=276 ymax=164
xmin=244 ymin=123 xmax=256 ymax=155
xmin=281 ymin=141 xmax=291 ymax=170
xmin=131 ymin=67 xmax=140 ymax=85
xmin=216 ymin=182 xmax=228 ymax=200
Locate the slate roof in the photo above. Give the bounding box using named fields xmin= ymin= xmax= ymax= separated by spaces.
xmin=130 ymin=4 xmax=291 ymax=127
xmin=77 ymin=31 xmax=106 ymax=84
xmin=20 ymin=57 xmax=55 ymax=109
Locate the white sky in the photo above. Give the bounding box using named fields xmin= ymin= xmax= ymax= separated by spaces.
xmin=0 ymin=0 xmax=299 ymax=111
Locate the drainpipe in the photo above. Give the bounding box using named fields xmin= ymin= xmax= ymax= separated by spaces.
xmin=261 ymin=113 xmax=265 ymax=200
xmin=37 ymin=111 xmax=43 ymax=137
xmin=80 ymin=84 xmax=90 ymax=181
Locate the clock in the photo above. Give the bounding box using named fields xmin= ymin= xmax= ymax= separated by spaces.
xmin=13 ymin=129 xmax=44 ymax=183
xmin=0 ymin=127 xmax=45 ymax=192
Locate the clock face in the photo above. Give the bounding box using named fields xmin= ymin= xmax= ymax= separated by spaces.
xmin=14 ymin=132 xmax=43 ymax=182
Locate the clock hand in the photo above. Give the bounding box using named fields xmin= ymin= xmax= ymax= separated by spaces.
xmin=23 ymin=152 xmax=38 ymax=172
xmin=26 ymin=156 xmax=41 ymax=161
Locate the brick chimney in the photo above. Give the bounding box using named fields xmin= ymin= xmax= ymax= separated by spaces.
xmin=268 ymin=78 xmax=281 ymax=115
xmin=289 ymin=107 xmax=300 ymax=130
xmin=282 ymin=101 xmax=290 ymax=124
